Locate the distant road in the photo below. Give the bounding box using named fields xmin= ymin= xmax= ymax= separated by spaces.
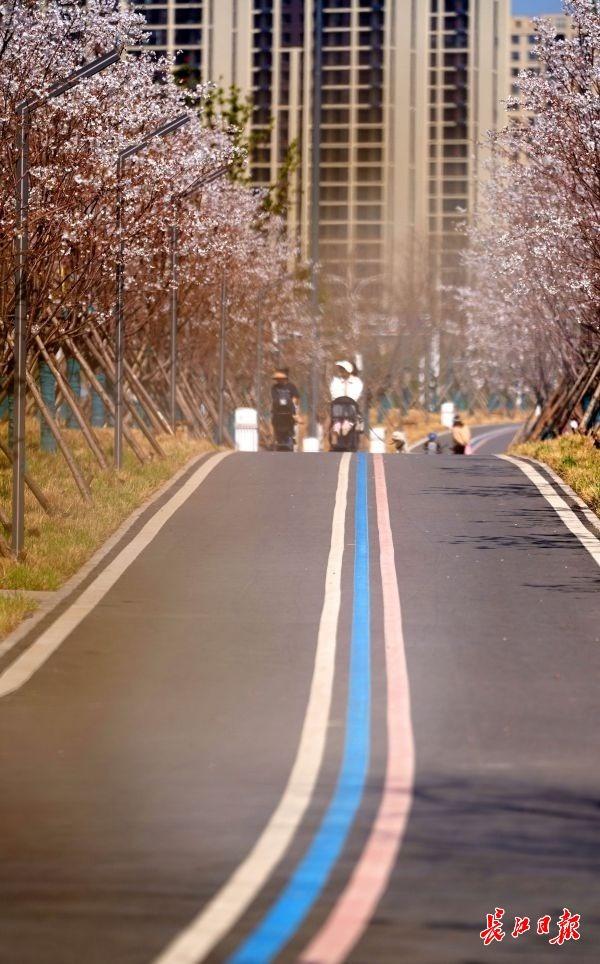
xmin=408 ymin=420 xmax=520 ymax=454
xmin=1 ymin=440 xmax=598 ymax=963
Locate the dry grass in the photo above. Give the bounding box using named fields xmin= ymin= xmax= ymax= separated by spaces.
xmin=0 ymin=593 xmax=39 ymax=639
xmin=512 ymin=435 xmax=600 ymax=515
xmin=0 ymin=420 xmax=214 ymax=594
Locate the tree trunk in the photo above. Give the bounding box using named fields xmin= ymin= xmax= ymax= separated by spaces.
xmin=0 ymin=528 xmax=12 ymax=558
xmin=35 ymin=336 xmax=108 ymax=470
xmin=65 ymin=337 xmax=147 ymax=465
xmin=580 ymin=357 xmax=600 ymax=432
xmin=88 ymin=328 xmax=172 ymax=438
xmin=26 ymin=370 xmax=92 ymax=503
xmin=0 ymin=436 xmax=53 ymax=515
xmin=83 ymin=335 xmax=166 ymax=459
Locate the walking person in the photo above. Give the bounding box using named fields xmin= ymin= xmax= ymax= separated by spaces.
xmin=329 ymin=360 xmax=363 ymax=403
xmin=271 ymin=366 xmax=300 ymax=451
xmin=451 ymin=414 xmax=471 ymax=455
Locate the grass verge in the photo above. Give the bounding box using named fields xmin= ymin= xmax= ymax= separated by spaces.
xmin=512 ymin=435 xmax=600 ymax=516
xmin=0 ymin=422 xmax=214 ymax=635
xmin=0 ymin=593 xmax=39 ymax=639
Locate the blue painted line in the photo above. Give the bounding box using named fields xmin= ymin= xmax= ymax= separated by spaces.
xmin=228 ymin=453 xmax=371 ymax=964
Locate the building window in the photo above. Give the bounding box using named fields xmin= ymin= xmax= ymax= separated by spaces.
xmin=323 ymin=88 xmax=350 ymax=105
xmin=321 ymin=168 xmax=349 ymax=184
xmin=176 ymin=29 xmax=202 ymax=45
xmin=319 ymin=205 xmax=348 ymax=221
xmin=356 ymin=147 xmax=382 ymax=163
xmin=322 ymin=109 xmax=350 ymax=124
xmin=356 ymin=167 xmax=382 ymax=183
xmin=321 ymin=147 xmax=350 ymax=163
xmin=174 ymin=9 xmax=203 ymax=24
xmin=354 ymin=243 xmax=382 ymax=260
xmin=324 ymin=12 xmax=351 ymax=29
xmin=142 ymin=10 xmax=168 ymax=26
xmin=321 ymin=224 xmax=348 ymax=240
xmin=356 ymin=185 xmax=381 ymax=202
xmin=356 ymin=224 xmax=382 ymax=240
xmin=320 ymin=186 xmax=348 ymax=201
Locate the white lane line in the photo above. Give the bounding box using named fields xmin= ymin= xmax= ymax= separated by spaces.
xmin=514 ymin=455 xmax=600 ymax=535
xmin=0 ymin=451 xmax=215 ymax=662
xmin=500 ymin=455 xmax=600 ymax=568
xmin=470 ymin=425 xmax=519 ymax=452
xmin=0 ymin=453 xmax=230 ymax=699
xmin=152 ymin=453 xmax=351 ymax=964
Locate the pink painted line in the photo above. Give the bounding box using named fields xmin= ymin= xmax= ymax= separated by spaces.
xmin=299 ymin=454 xmax=415 ymax=964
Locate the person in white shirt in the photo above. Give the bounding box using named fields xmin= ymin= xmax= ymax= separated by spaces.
xmin=329 ymin=360 xmax=364 ymax=402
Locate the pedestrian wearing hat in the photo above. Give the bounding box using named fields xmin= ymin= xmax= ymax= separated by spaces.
xmin=329 ymin=360 xmax=364 ymax=403
xmin=271 ymin=367 xmax=300 ymax=451
xmin=451 ymin=415 xmax=471 ymax=455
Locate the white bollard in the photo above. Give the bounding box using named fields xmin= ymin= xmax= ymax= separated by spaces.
xmin=441 ymin=401 xmax=455 ymax=428
xmin=303 ymin=436 xmax=320 ymax=453
xmin=235 ymin=408 xmax=259 ymax=452
xmin=369 ymin=425 xmax=387 ymax=454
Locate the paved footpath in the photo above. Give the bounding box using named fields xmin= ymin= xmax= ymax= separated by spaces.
xmin=0 ymin=431 xmax=598 ymax=963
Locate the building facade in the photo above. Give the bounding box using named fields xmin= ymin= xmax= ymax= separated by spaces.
xmin=130 ymin=1 xmax=510 ymax=293
xmin=388 ymin=0 xmax=509 ymax=295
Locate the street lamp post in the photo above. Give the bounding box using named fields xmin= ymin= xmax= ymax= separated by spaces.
xmin=217 ymin=272 xmax=227 ymax=445
xmin=253 ymin=272 xmax=289 ymax=428
xmin=114 ymin=113 xmax=190 ymax=468
xmin=255 ymin=305 xmax=264 ymax=420
xmin=327 ymin=270 xmax=385 ymax=438
xmin=12 ymin=47 xmax=121 ymax=556
xmin=309 ymin=0 xmax=323 ymax=439
xmin=168 ymin=164 xmax=229 ymax=432
xmin=169 ymin=215 xmax=179 ymax=433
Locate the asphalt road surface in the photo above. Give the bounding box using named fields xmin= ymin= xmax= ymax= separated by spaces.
xmin=1 ymin=427 xmax=598 ymax=963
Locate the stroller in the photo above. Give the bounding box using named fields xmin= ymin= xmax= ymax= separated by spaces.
xmin=329 ymin=396 xmax=360 ymax=453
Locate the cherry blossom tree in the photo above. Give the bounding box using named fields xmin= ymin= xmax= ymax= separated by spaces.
xmin=460 ymin=0 xmax=600 ymax=402
xmin=0 ymin=0 xmax=309 ymax=424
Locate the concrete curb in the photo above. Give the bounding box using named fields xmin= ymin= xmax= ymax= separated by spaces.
xmin=0 ymin=449 xmax=216 ymax=660
xmin=508 ymin=453 xmax=600 ymax=533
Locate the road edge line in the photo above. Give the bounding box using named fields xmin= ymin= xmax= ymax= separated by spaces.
xmin=470 ymin=424 xmax=520 ymax=453
xmin=510 ymin=454 xmax=600 ymax=532
xmin=499 ymin=454 xmax=600 ymax=568
xmin=0 ymin=449 xmax=216 ymax=662
xmin=299 ymin=453 xmax=415 ymax=964
xmin=0 ymin=452 xmax=230 ymax=697
xmin=152 ymin=453 xmax=351 ymax=964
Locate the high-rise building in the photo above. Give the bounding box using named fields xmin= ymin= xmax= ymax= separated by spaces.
xmin=392 ymin=0 xmax=509 ymax=296
xmin=131 ymin=1 xmax=509 ymax=295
